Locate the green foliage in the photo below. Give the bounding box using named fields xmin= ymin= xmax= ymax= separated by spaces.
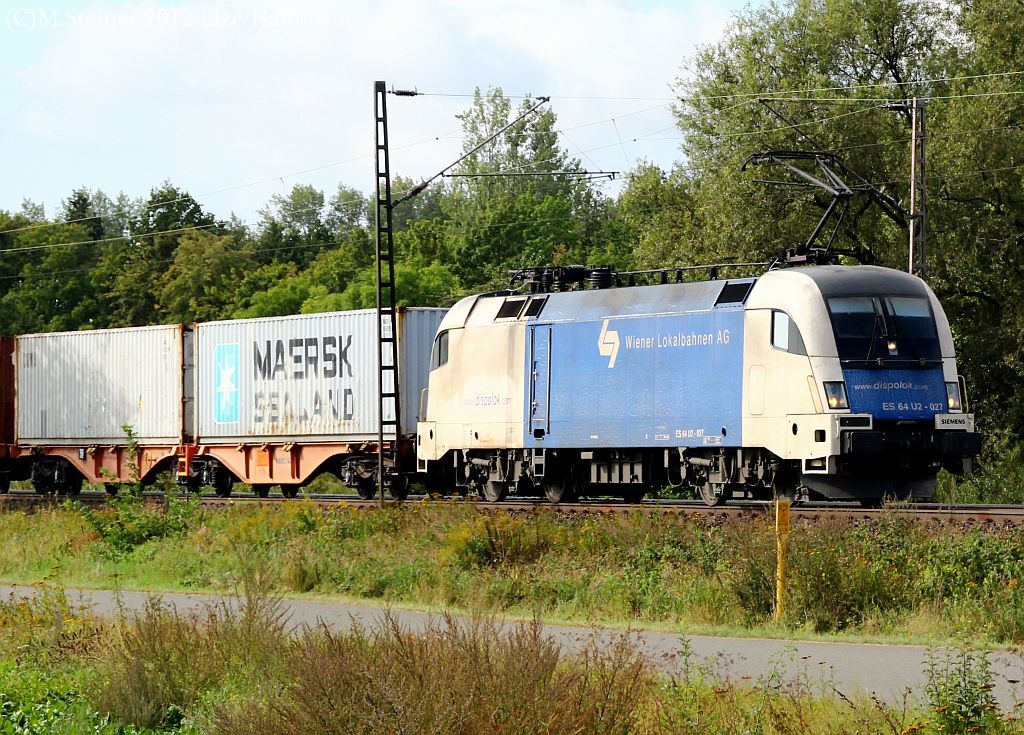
xmin=924 ymin=647 xmax=1005 ymax=735
xmin=78 ymin=494 xmax=199 ymax=555
xmin=326 ymin=259 xmax=461 ymax=311
xmin=158 ymin=231 xmax=253 ymax=323
xmin=936 ymin=431 xmax=1024 ymax=505
xmin=442 ymin=514 xmax=552 ymax=570
xmin=0 ymin=663 xmax=130 ymax=735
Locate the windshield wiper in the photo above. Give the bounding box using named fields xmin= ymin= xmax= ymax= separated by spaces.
xmin=864 ymin=310 xmax=883 ymax=364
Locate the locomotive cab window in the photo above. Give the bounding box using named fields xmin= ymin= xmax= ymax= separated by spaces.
xmin=430 ymin=330 xmax=449 ymax=370
xmin=827 ymin=296 xmax=939 ymax=364
xmin=771 ymin=311 xmax=807 ymax=355
xmin=496 ymin=298 xmax=527 ymax=319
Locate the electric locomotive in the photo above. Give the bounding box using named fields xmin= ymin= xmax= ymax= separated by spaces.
xmin=415 ymin=264 xmax=981 ymax=505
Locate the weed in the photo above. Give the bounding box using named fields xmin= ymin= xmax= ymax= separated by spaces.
xmin=77 ymin=494 xmax=199 ymax=555
xmin=443 ymin=513 xmax=551 ymax=569
xmin=923 ymin=646 xmax=1005 ymax=734
xmin=282 ymin=544 xmax=320 ymax=592
xmin=90 ymin=567 xmax=288 ymax=729
xmin=213 ymin=613 xmax=648 ymax=735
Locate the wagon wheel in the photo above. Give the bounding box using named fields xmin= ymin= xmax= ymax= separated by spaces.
xmin=356 ymin=475 xmax=377 ymax=500
xmin=697 ymin=480 xmax=727 ymax=507
xmin=212 ymin=473 xmax=234 ymax=499
xmin=0 ymin=474 xmax=10 ymax=494
xmin=252 ymin=484 xmax=272 ymax=499
xmin=281 ymin=485 xmax=299 ymax=500
xmin=32 ymin=477 xmax=53 ymax=495
xmin=58 ymin=474 xmax=83 ymax=497
xmin=480 ymin=481 xmax=507 ymax=503
xmin=104 ymin=483 xmax=119 ymax=496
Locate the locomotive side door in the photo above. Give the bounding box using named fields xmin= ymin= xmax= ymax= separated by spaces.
xmin=529 ymin=324 xmax=551 ymax=438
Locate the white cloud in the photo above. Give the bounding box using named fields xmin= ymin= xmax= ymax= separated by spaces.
xmin=3 ymin=0 xmax=742 ymax=221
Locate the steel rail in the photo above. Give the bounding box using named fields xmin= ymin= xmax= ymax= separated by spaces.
xmin=2 ymin=490 xmax=1024 ymax=526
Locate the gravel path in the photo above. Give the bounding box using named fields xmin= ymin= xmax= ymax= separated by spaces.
xmin=4 ymin=584 xmax=1022 ymax=709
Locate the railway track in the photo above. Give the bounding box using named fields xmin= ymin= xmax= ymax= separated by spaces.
xmin=1 ymin=489 xmax=1022 ymax=526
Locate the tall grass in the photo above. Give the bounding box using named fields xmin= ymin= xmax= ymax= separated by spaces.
xmin=7 ymin=501 xmax=1024 ymax=645
xmin=91 ymin=569 xmax=289 ymax=728
xmin=214 ymin=616 xmax=647 ymax=735
xmin=2 ymin=580 xmax=1021 ymax=734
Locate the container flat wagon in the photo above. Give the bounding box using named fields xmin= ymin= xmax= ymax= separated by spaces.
xmin=181 ymin=307 xmax=444 ymax=498
xmin=13 ymin=325 xmax=191 ymax=494
xmin=5 ymin=308 xmax=444 ymax=497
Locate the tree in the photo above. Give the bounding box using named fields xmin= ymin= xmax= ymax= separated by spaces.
xmin=440 ymin=88 xmax=613 ymax=290
xmin=258 ymin=184 xmax=332 ymax=267
xmin=324 ymin=259 xmax=461 ymax=312
xmin=159 ymin=231 xmax=252 ymax=323
xmin=61 ymin=187 xmax=104 ymax=242
xmin=0 ymin=221 xmax=104 ymax=333
xmin=104 ymin=183 xmax=222 ymax=326
xmin=673 ymin=0 xmax=954 ymax=267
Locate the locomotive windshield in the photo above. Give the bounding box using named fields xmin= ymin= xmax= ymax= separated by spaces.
xmin=827 ymin=296 xmax=940 ymax=366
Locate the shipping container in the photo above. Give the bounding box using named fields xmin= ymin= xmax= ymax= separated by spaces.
xmin=195 ymin=307 xmax=445 ymax=442
xmin=16 ymin=325 xmax=191 ymax=446
xmin=0 ymin=337 xmax=14 ymax=446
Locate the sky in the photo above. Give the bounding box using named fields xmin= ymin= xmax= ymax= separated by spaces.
xmin=1 ymin=0 xmax=757 ymax=226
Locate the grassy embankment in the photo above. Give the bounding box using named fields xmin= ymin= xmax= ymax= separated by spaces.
xmin=1 ymin=497 xmax=1024 ymax=645
xmin=0 ymin=574 xmax=1016 ymax=734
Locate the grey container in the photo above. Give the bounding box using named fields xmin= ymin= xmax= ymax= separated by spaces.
xmin=16 ymin=324 xmax=191 ymax=446
xmin=195 ymin=307 xmax=446 ymax=442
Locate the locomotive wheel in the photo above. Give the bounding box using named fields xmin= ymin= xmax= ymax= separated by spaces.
xmin=388 ymin=475 xmax=410 ymax=501
xmin=543 ymin=473 xmax=576 ymax=504
xmin=104 ymin=483 xmax=119 ymax=496
xmin=698 ymin=481 xmax=727 ymax=507
xmin=622 ymin=486 xmax=646 ymax=503
xmin=252 ymin=484 xmax=272 ymax=499
xmin=481 ymin=481 xmax=507 ymax=502
xmin=281 ymin=485 xmax=299 ymax=499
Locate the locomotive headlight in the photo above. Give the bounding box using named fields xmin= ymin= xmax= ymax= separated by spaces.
xmin=946 ymin=381 xmax=963 ymax=412
xmin=823 ymin=381 xmax=849 ymax=410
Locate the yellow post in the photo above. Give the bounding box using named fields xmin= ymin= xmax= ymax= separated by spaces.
xmin=774 ymin=498 xmax=791 ymax=622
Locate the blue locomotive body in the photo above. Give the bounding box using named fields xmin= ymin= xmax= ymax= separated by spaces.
xmin=521 ymin=291 xmax=745 ymax=450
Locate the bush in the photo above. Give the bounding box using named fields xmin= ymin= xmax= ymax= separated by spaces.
xmin=213 ymin=614 xmax=648 ymax=735
xmin=77 ymin=494 xmax=199 ymax=554
xmin=443 ymin=514 xmax=552 ymax=570
xmin=935 ymin=430 xmax=1024 ymax=505
xmin=90 ymin=573 xmax=288 ymax=728
xmin=923 ymin=647 xmax=1005 ymax=735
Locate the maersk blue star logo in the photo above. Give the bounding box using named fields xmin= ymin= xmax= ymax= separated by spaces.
xmin=213 ymin=343 xmax=240 ymax=423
